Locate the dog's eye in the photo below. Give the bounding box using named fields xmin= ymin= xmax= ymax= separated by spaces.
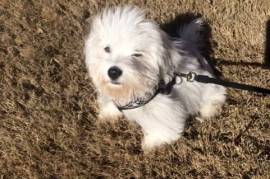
xmin=104 ymin=46 xmax=111 ymax=53
xmin=132 ymin=53 xmax=142 ymax=57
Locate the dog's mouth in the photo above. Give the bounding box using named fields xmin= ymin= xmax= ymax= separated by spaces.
xmin=109 ymin=80 xmax=121 ymax=85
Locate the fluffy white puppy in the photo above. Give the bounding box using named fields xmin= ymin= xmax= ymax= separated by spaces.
xmin=85 ymin=6 xmax=226 ymax=150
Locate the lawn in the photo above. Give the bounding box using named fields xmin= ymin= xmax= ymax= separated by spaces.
xmin=0 ymin=0 xmax=269 ymax=178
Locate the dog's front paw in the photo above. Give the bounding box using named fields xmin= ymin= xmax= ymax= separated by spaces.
xmin=98 ymin=104 xmax=123 ymax=121
xmin=98 ymin=110 xmax=123 ymax=121
xmin=141 ymin=134 xmax=164 ymax=152
xmin=141 ymin=131 xmax=181 ymax=152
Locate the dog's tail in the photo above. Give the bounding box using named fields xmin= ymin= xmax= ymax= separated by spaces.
xmin=177 ymin=18 xmax=221 ymax=76
xmin=177 ymin=18 xmax=205 ymax=50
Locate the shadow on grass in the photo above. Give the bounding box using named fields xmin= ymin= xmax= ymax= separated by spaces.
xmin=264 ymin=19 xmax=270 ymax=67
xmin=217 ymin=59 xmax=269 ymax=69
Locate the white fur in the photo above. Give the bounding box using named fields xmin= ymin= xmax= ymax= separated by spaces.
xmin=85 ymin=6 xmax=226 ymax=150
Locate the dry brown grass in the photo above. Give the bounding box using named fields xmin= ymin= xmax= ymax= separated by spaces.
xmin=0 ymin=0 xmax=270 ymax=178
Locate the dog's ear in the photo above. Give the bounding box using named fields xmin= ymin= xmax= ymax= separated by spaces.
xmin=82 ymin=9 xmax=96 ymax=40
xmin=83 ymin=9 xmax=104 ymax=41
xmin=157 ymin=32 xmax=176 ymax=85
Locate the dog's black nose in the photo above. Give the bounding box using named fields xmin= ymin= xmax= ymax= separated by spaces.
xmin=108 ymin=66 xmax=122 ymax=80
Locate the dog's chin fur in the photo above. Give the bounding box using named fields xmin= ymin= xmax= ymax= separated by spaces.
xmin=85 ymin=6 xmax=227 ymax=151
xmin=100 ymin=80 xmax=157 ymax=106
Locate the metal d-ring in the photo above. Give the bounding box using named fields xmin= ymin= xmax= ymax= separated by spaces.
xmin=186 ymin=72 xmax=197 ymax=82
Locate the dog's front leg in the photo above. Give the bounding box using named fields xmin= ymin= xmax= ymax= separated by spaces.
xmin=97 ymin=94 xmax=123 ymax=121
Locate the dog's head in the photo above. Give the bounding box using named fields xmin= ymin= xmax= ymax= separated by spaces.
xmin=85 ymin=6 xmax=174 ymax=105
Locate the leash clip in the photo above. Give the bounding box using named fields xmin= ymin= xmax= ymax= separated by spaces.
xmin=186 ymin=72 xmax=197 ymax=82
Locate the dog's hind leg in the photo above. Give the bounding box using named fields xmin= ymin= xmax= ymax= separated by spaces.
xmin=198 ymin=86 xmax=226 ymax=121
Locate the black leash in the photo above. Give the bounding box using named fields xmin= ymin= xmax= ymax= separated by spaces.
xmin=176 ymin=72 xmax=270 ymax=95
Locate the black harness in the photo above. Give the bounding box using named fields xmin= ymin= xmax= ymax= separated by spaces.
xmin=116 ymin=77 xmax=177 ymax=110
